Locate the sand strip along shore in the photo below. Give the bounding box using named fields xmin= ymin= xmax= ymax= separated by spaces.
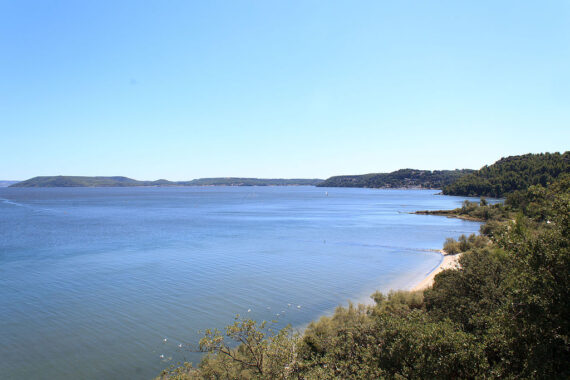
xmin=412 ymin=251 xmax=462 ymax=291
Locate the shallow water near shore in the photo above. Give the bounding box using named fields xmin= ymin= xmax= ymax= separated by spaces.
xmin=0 ymin=186 xmax=480 ymax=379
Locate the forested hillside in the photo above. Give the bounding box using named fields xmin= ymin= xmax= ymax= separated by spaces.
xmin=318 ymin=169 xmax=473 ymax=189
xmin=443 ymin=152 xmax=569 ymax=197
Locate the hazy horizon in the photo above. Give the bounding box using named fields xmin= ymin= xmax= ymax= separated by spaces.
xmin=4 ymin=150 xmax=568 ymax=182
xmin=0 ymin=160 xmax=486 ymax=182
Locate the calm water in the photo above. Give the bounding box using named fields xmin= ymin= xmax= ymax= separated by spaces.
xmin=0 ymin=186 xmax=481 ymax=379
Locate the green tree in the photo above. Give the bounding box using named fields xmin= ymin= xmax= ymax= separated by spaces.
xmin=425 ymin=248 xmax=510 ymax=335
xmin=197 ymin=317 xmax=299 ymax=379
xmin=497 ymin=199 xmax=570 ymax=377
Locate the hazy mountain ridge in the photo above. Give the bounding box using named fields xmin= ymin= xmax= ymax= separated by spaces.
xmin=0 ymin=181 xmax=19 ymax=187
xmin=180 ymin=178 xmax=323 ymax=186
xmin=10 ymin=176 xmax=324 ymax=188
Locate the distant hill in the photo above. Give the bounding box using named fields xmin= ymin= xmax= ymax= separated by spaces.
xmin=442 ymin=152 xmax=570 ymax=197
xmin=0 ymin=180 xmax=19 ymax=187
xmin=10 ymin=176 xmax=162 ymax=187
xmin=10 ymin=176 xmax=324 ymax=188
xmin=317 ymin=169 xmax=474 ymax=189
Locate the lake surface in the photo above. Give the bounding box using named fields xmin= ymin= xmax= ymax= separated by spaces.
xmin=0 ymin=186 xmax=481 ymax=379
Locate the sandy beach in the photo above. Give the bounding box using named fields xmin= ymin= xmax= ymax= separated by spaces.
xmin=412 ymin=251 xmax=462 ymax=291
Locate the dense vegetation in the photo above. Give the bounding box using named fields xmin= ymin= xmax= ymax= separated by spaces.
xmin=159 ymin=160 xmax=570 ymax=379
xmin=317 ymin=169 xmax=473 ymax=189
xmin=443 ymin=152 xmax=569 ymax=197
xmin=10 ymin=176 xmax=323 ymax=187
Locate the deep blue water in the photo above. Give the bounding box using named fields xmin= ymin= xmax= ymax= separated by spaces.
xmin=0 ymin=186 xmax=481 ymax=379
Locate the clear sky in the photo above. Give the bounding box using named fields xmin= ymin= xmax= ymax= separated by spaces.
xmin=1 ymin=1 xmax=569 ymax=180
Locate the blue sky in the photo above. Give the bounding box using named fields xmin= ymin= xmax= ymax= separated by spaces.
xmin=1 ymin=1 xmax=568 ymax=180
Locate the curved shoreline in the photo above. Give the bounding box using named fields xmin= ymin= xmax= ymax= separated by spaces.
xmin=411 ymin=251 xmax=462 ymax=291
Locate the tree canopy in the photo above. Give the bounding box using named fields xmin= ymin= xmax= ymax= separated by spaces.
xmin=443 ymin=151 xmax=569 ymax=197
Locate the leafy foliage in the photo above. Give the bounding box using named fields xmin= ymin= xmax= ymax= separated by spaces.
xmin=198 ymin=318 xmax=299 ymax=379
xmin=443 ymin=233 xmax=489 ymax=254
xmin=497 ymin=202 xmax=570 ymax=377
xmin=425 ymin=248 xmax=510 ymax=334
xmin=298 ymin=306 xmax=488 ymax=379
xmin=505 ymin=173 xmax=570 ymax=222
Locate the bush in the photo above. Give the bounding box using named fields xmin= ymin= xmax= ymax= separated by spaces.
xmin=443 ymin=237 xmax=461 ymax=254
xmin=196 ymin=317 xmax=299 ymax=379
xmin=425 ymin=248 xmax=510 ymax=334
xmin=443 ymin=234 xmax=488 ymax=254
xmin=480 ymin=220 xmax=504 ymax=237
xmin=372 ymin=290 xmax=424 ymax=316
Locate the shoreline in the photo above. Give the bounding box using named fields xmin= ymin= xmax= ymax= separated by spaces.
xmin=411 ymin=250 xmax=462 ymax=291
xmin=413 ymin=210 xmax=486 ymax=222
xmin=357 ymin=249 xmax=462 ymax=307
